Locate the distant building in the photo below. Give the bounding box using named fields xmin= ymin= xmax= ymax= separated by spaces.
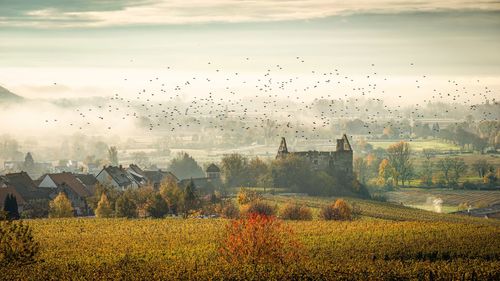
xmin=206 ymin=163 xmax=221 ymax=179
xmin=96 ymin=165 xmax=140 ymax=190
xmin=129 ymin=164 xmax=178 ymax=189
xmin=38 ymin=172 xmax=93 ymax=215
xmin=178 ymin=163 xmax=222 ymax=193
xmin=276 ymin=134 xmax=353 ymax=176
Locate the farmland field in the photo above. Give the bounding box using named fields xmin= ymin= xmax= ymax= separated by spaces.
xmin=2 ymin=196 xmax=500 ymax=280
xmin=384 ymin=188 xmax=500 ymax=213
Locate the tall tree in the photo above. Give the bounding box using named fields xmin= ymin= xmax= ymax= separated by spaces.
xmin=159 ymin=177 xmax=184 ymax=215
xmin=437 ymin=157 xmax=467 ymax=187
xmin=353 ymin=157 xmax=368 ymax=184
xmin=221 ymin=153 xmax=249 ymax=187
xmin=386 ymin=142 xmax=413 ymax=186
xmin=471 ymin=160 xmax=489 ymax=178
xmin=378 ymin=159 xmax=391 ymax=186
xmin=49 ymin=192 xmax=74 ymax=218
xmin=108 ymin=146 xmax=119 ymax=166
xmin=3 ymin=194 xmax=20 ymax=220
xmin=183 ymin=179 xmax=198 ymax=217
xmin=168 ymin=152 xmax=204 ymax=179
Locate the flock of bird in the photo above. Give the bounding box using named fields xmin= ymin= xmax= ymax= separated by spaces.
xmin=43 ymin=57 xmax=497 ymax=141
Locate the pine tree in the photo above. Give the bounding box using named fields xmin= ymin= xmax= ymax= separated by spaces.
xmin=3 ymin=194 xmax=20 ymax=220
xmin=183 ymin=179 xmax=198 ymax=217
xmin=95 ymin=193 xmax=113 ymax=218
xmin=49 ymin=192 xmax=74 ymax=218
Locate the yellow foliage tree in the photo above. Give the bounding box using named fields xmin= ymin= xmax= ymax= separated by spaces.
xmin=49 ymin=192 xmax=74 ymax=218
xmin=95 ymin=193 xmax=113 ymax=218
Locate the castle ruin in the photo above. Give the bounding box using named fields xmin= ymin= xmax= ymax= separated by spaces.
xmin=276 ymin=134 xmax=353 ymax=176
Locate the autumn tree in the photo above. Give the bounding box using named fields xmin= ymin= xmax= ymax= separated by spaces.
xmin=378 ymin=159 xmax=391 ymax=186
xmin=386 ymin=141 xmax=413 ymax=186
xmin=147 ymin=194 xmax=169 ymax=218
xmin=159 ymin=177 xmax=184 ymax=215
xmin=420 ymin=149 xmax=436 ymax=186
xmin=49 ymin=192 xmax=74 ymax=218
xmin=95 ymin=193 xmax=113 ymax=218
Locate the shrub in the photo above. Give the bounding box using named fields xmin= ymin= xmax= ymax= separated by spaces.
xmin=280 ymin=203 xmax=312 ymax=220
xmin=237 ymin=188 xmax=262 ymax=206
xmin=20 ymin=199 xmax=49 ymax=219
xmin=242 ymin=200 xmax=276 ymax=217
xmin=319 ymin=199 xmax=352 ymax=221
xmin=220 ymin=201 xmax=240 ymax=219
xmin=219 ymin=214 xmax=302 ymax=266
xmin=0 ymin=220 xmax=39 ymax=265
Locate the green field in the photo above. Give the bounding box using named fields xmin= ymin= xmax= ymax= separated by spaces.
xmin=369 ymin=140 xmax=461 ymax=152
xmin=2 ymin=196 xmax=499 ymax=280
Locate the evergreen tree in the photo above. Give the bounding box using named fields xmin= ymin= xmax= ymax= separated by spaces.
xmin=3 ymin=194 xmax=20 ymax=220
xmin=95 ymin=193 xmax=113 ymax=218
xmin=49 ymin=192 xmax=74 ymax=218
xmin=183 ymin=179 xmax=198 ymax=217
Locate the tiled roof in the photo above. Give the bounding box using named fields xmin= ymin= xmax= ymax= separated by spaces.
xmin=44 ymin=172 xmax=92 ymax=198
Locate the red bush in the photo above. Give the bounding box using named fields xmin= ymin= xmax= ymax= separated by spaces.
xmin=219 ymin=214 xmax=302 ymax=266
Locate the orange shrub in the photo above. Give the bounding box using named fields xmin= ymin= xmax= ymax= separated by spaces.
xmin=280 ymin=203 xmax=312 ymax=220
xmin=320 ymin=199 xmax=352 ymax=221
xmin=219 ymin=214 xmax=302 ymax=266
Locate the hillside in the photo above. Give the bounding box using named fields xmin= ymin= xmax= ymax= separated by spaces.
xmin=0 ymin=85 xmax=23 ymax=102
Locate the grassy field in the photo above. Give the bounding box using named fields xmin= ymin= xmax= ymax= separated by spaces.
xmin=369 ymin=140 xmax=461 ymax=152
xmin=2 ymin=196 xmax=499 ymax=280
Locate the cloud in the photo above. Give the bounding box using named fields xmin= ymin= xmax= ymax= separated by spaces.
xmin=2 ymin=0 xmax=500 ymax=28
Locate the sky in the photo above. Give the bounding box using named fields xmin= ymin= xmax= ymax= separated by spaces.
xmin=0 ymin=0 xmax=499 ymax=104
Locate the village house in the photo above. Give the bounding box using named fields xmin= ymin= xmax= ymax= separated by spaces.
xmin=38 ymin=172 xmax=93 ymax=215
xmin=178 ymin=163 xmax=222 ymax=193
xmin=96 ymin=165 xmax=141 ymax=190
xmin=128 ymin=164 xmax=178 ymax=189
xmin=0 ymin=172 xmax=52 ymax=213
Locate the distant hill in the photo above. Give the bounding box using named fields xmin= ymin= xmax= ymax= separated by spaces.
xmin=0 ymin=85 xmax=23 ymax=102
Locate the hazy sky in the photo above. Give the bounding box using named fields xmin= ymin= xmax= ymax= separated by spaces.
xmin=1 ymin=0 xmax=499 ymax=103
